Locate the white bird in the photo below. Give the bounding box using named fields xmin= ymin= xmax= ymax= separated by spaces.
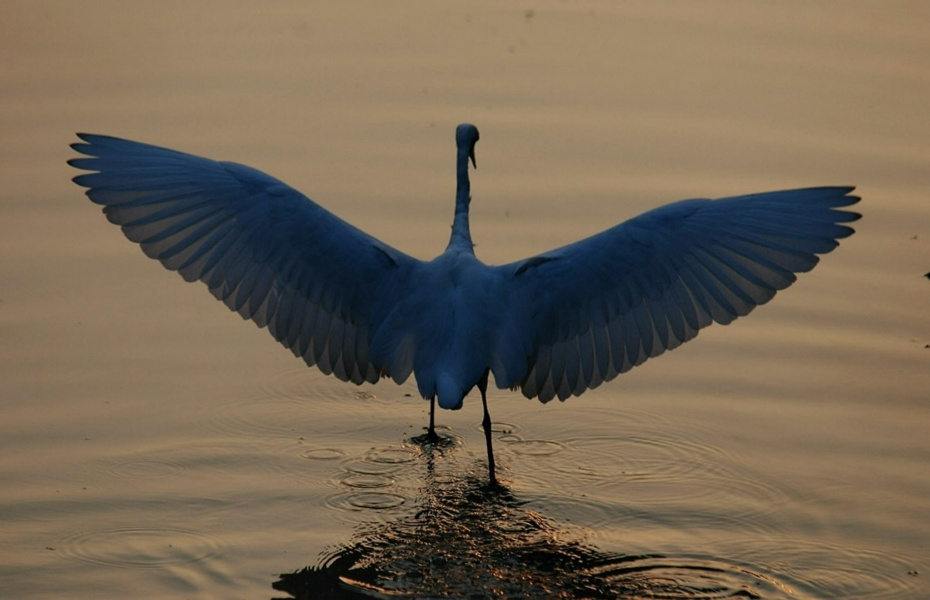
xmin=70 ymin=124 xmax=860 ymax=483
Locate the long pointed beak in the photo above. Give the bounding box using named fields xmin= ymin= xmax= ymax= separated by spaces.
xmin=469 ymin=147 xmax=477 ymax=169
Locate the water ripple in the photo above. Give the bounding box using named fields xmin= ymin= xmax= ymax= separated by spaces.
xmin=257 ymin=366 xmax=388 ymax=406
xmin=339 ymin=473 xmax=395 ymax=489
xmin=102 ymin=457 xmax=186 ymax=480
xmin=99 ymin=441 xmax=270 ymax=481
xmin=738 ymin=539 xmax=924 ymax=600
xmin=275 ymin=473 xmax=808 ymax=599
xmin=507 ymin=438 xmax=567 ymax=456
xmin=60 ymin=527 xmax=223 ymax=570
xmin=365 ymin=446 xmax=420 ymax=465
xmin=299 ymin=447 xmax=348 ymax=461
xmin=325 ymin=491 xmax=408 ymax=512
xmin=205 ymin=395 xmax=313 ymax=439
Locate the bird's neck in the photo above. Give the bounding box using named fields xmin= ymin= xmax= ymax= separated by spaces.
xmin=446 ymin=145 xmax=474 ymax=253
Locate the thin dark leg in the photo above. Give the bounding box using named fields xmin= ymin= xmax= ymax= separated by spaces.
xmin=426 ymin=396 xmax=438 ymax=443
xmin=478 ymin=370 xmax=496 ymax=484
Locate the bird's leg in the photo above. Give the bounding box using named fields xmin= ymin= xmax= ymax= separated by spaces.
xmin=478 ymin=371 xmax=496 ymax=484
xmin=426 ymin=396 xmax=439 ymax=443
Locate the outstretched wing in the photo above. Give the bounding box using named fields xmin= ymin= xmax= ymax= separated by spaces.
xmin=493 ymin=187 xmax=860 ymax=402
xmin=70 ymin=133 xmax=419 ymax=384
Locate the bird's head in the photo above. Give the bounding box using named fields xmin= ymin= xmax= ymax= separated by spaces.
xmin=456 ymin=123 xmax=480 ymax=168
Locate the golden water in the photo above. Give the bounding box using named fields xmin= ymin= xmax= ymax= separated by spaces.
xmin=2 ymin=2 xmax=928 ymax=597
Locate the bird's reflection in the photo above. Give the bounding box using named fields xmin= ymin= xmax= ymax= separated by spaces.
xmin=273 ymin=433 xmax=786 ymax=599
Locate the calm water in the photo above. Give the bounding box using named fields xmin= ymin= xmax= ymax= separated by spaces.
xmin=2 ymin=2 xmax=928 ymax=598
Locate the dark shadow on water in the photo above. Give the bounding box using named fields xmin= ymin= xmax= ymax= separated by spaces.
xmin=272 ymin=433 xmax=786 ymax=600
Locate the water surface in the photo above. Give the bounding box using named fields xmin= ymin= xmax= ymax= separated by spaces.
xmin=2 ymin=2 xmax=928 ymax=598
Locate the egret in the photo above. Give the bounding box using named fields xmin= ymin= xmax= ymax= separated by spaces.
xmin=69 ymin=124 xmax=859 ymax=483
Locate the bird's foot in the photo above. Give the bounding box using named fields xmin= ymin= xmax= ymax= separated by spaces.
xmin=409 ymin=426 xmax=442 ymax=447
xmin=425 ymin=427 xmax=440 ymax=445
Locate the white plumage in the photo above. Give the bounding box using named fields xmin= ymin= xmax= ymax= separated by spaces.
xmin=70 ymin=124 xmax=860 ymax=482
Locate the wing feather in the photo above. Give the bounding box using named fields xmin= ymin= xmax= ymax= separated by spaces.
xmin=70 ymin=133 xmax=417 ymax=386
xmin=495 ymin=187 xmax=860 ymax=402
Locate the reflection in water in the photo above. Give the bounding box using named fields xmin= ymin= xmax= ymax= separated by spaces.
xmin=273 ymin=436 xmax=791 ymax=599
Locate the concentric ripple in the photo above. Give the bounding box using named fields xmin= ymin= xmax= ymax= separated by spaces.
xmin=299 ymin=447 xmax=348 ymax=461
xmin=340 ymin=472 xmax=395 ymax=489
xmin=206 ymin=395 xmax=313 ymax=439
xmin=60 ymin=528 xmax=223 ymax=570
xmin=738 ymin=539 xmax=925 ymax=600
xmin=257 ymin=366 xmax=391 ymax=407
xmin=365 ymin=446 xmax=419 ymax=465
xmin=99 ymin=442 xmax=267 ymax=481
xmin=276 ymin=472 xmax=812 ymax=600
xmin=507 ymin=438 xmax=567 ymax=457
xmin=325 ymin=491 xmax=408 ymax=511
